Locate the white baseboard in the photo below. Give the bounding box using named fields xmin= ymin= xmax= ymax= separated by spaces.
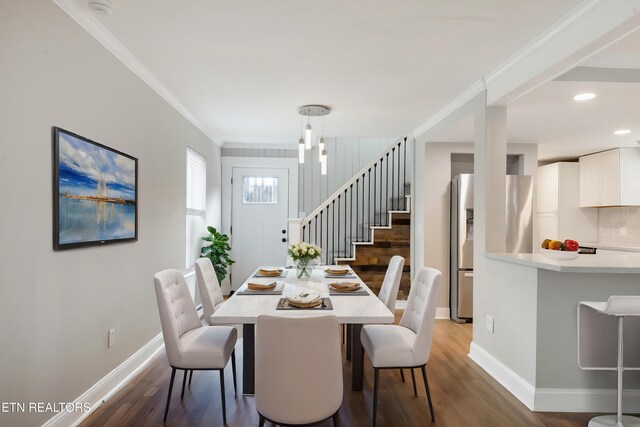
xmin=468 ymin=341 xmax=536 ymax=410
xmin=535 ymin=388 xmax=640 ymax=413
xmin=435 ymin=307 xmax=450 ymax=320
xmin=42 ymin=333 xmax=164 ymax=427
xmin=469 ymin=341 xmax=640 ymax=413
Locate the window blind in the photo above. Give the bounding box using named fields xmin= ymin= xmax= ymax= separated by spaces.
xmin=186 ymin=147 xmax=206 ymax=215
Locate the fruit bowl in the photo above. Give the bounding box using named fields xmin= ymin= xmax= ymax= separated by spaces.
xmin=541 ymin=249 xmax=579 ymax=260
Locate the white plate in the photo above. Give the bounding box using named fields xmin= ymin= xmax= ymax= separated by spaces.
xmin=286 ymin=292 xmax=321 ymax=304
xmin=541 ymin=249 xmax=579 ymax=260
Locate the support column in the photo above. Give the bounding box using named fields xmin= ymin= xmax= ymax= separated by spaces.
xmin=474 ymin=102 xmax=507 ymax=254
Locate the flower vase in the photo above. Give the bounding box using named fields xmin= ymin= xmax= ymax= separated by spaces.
xmin=296 ymin=259 xmax=313 ymax=279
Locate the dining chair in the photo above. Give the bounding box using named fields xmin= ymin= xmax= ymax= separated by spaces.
xmin=154 ymin=268 xmax=238 ymax=424
xmin=194 ymin=257 xmax=225 ymax=325
xmin=361 ymin=267 xmax=442 ymax=427
xmin=255 ymin=315 xmax=343 ymax=426
xmin=378 ymin=255 xmax=404 ymax=312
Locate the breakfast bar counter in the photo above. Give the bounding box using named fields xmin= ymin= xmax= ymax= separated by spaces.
xmin=470 ymin=250 xmax=640 ymax=413
xmin=485 ymin=250 xmax=640 ymax=273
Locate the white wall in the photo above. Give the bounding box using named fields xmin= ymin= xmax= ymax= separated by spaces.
xmin=424 ymin=141 xmax=538 ymax=309
xmin=0 ymin=2 xmax=221 ymax=426
xmin=299 ymin=137 xmax=397 ymax=216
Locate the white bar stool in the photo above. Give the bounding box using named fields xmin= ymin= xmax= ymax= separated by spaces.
xmin=579 ymin=296 xmax=640 ymax=427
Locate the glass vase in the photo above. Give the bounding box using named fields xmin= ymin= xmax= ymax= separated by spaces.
xmin=296 ymin=259 xmax=313 ymax=279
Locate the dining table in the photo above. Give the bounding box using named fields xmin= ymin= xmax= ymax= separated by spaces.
xmin=209 ymin=265 xmax=395 ymax=395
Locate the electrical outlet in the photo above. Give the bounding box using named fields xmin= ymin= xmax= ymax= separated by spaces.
xmin=486 ymin=315 xmax=494 ymax=334
xmin=620 ymin=227 xmax=628 ymax=236
xmin=108 ymin=328 xmax=115 ymax=348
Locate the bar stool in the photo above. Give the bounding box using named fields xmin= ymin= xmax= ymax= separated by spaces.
xmin=580 ymin=296 xmax=640 ymax=427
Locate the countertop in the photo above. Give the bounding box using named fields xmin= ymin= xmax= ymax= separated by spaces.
xmin=485 ymin=250 xmax=640 ymax=273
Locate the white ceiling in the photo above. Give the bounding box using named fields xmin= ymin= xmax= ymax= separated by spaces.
xmin=430 ymin=29 xmax=640 ymax=161
xmin=76 ymin=0 xmax=583 ymax=145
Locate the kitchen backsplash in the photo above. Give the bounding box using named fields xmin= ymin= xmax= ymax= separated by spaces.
xmin=598 ymin=206 xmax=640 ymax=247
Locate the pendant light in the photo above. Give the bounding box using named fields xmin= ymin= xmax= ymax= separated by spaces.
xmin=298 ymin=105 xmax=331 ymax=167
xmin=321 ymin=148 xmax=328 ymax=175
xmin=305 ymin=119 xmax=312 ymax=150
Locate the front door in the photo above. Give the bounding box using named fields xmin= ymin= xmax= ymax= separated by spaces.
xmin=230 ymin=167 xmax=290 ymax=290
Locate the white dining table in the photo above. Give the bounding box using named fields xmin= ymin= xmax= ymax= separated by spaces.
xmin=210 ymin=266 xmax=395 ymax=395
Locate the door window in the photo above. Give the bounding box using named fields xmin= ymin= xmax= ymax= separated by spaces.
xmin=242 ymin=177 xmax=278 ymax=204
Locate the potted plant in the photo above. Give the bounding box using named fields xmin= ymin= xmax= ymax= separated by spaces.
xmin=201 ymin=226 xmax=235 ymax=284
xmin=288 ymin=241 xmax=322 ymax=279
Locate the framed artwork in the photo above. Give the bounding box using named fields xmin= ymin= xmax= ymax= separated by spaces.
xmin=52 ymin=127 xmax=138 ymax=250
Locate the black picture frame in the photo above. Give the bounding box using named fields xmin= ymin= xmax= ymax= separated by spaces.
xmin=52 ymin=126 xmax=138 ymax=250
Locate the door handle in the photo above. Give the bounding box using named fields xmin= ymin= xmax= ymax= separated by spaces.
xmin=282 ymin=238 xmax=287 ymax=243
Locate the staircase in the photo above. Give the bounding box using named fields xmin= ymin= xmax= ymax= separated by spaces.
xmin=295 ymin=137 xmax=412 ymax=299
xmin=337 ymin=211 xmax=411 ymax=299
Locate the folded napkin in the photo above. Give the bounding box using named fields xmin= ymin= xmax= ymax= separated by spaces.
xmin=325 ymin=267 xmax=350 ymax=275
xmin=247 ymin=281 xmax=277 ymax=291
xmin=286 ymin=292 xmax=321 ymax=306
xmin=257 ymin=268 xmax=283 ymax=277
xmin=329 ymin=282 xmax=361 ymax=292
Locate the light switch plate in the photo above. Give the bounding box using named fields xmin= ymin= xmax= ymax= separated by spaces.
xmin=486 ymin=315 xmax=494 ymax=333
xmin=108 ymin=328 xmax=115 ymax=348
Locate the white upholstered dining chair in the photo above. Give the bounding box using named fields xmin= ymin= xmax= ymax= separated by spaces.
xmin=255 ymin=315 xmax=343 ymax=426
xmin=378 ymin=255 xmax=404 ymax=312
xmin=361 ymin=267 xmax=442 ymax=427
xmin=154 ymin=269 xmax=237 ymax=424
xmin=194 ymin=257 xmax=225 ymax=325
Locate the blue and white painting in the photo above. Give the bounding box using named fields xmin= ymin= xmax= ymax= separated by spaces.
xmin=56 ymin=129 xmax=137 ymax=246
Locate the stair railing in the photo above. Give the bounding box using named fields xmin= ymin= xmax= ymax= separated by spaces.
xmin=289 ymin=137 xmax=411 ymax=265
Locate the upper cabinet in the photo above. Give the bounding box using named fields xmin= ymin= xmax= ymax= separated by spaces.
xmin=579 ymin=148 xmax=640 ymax=207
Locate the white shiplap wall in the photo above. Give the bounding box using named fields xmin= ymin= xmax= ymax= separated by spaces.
xmin=298 ymin=137 xmax=396 ymax=216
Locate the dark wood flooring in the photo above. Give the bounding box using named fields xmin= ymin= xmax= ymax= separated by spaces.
xmin=81 ymin=315 xmax=597 ymax=427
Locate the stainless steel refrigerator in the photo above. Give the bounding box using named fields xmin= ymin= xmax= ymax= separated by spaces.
xmin=450 ymin=174 xmax=533 ymax=323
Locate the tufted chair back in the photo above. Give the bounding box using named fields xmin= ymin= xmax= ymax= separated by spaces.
xmin=154 ymin=269 xmax=202 ymax=367
xmin=195 ymin=258 xmax=224 ymax=325
xmin=378 ymin=255 xmax=405 ymax=312
xmin=399 ymin=267 xmax=442 ymax=366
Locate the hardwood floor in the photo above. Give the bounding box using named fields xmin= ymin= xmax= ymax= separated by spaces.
xmin=82 ymin=315 xmax=596 ymax=426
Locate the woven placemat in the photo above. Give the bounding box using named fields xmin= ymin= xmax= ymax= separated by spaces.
xmin=276 ymin=297 xmax=333 ymax=310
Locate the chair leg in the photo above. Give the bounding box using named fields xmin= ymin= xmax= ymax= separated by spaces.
xmin=421 ymin=365 xmax=435 ymax=422
xmin=373 ymin=368 xmax=380 ymax=427
xmin=258 ymin=413 xmax=266 ymax=427
xmin=399 ymin=368 xmax=405 ymax=383
xmin=231 ymin=350 xmax=237 ymax=397
xmin=411 ymin=368 xmax=418 ymax=396
xmin=219 ymin=369 xmax=227 ymax=424
xmin=163 ymin=367 xmax=176 ymax=422
xmin=333 ymin=410 xmax=340 ymax=426
xmin=181 ymin=369 xmax=188 ymax=398
xmin=188 ymin=370 xmax=194 ymax=387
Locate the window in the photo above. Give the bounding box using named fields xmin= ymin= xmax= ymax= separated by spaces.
xmin=242 ymin=177 xmax=278 ymax=204
xmin=186 ymin=148 xmax=206 ymax=268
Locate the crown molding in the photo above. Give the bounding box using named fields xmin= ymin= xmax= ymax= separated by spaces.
xmin=412 ymin=0 xmax=640 ymax=139
xmin=411 ymin=80 xmax=486 ymax=138
xmin=53 ymin=0 xmax=221 ymax=147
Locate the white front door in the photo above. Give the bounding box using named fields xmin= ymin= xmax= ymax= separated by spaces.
xmin=230 ymin=167 xmax=290 ymax=289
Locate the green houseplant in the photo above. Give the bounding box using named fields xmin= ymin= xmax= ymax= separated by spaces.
xmin=201 ymin=226 xmax=235 ymax=284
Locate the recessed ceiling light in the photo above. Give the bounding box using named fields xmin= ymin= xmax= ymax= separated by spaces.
xmin=613 ymin=129 xmax=631 ymax=135
xmin=573 ymin=93 xmax=596 ymax=101
xmin=88 ymin=0 xmax=113 ymax=15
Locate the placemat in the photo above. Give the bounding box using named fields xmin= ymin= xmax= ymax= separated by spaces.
xmin=329 ymin=287 xmax=369 ymax=296
xmin=236 ymin=283 xmax=284 ymax=295
xmin=324 ymin=273 xmax=357 ymax=279
xmin=253 ymin=270 xmax=289 ymax=279
xmin=276 ymin=297 xmax=333 ymax=310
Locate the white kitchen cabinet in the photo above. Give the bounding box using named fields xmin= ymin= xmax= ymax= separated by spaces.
xmin=537 ymin=162 xmax=597 ymax=244
xmin=580 ymin=148 xmax=640 ymax=207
